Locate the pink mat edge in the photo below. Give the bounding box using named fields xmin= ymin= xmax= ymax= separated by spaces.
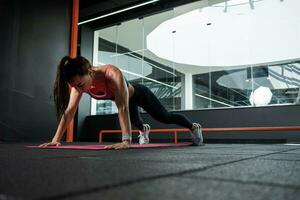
xmin=25 ymin=142 xmax=192 ymax=150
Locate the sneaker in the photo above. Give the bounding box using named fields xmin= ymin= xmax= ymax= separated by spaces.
xmin=138 ymin=124 xmax=151 ymax=144
xmin=190 ymin=123 xmax=204 ymax=146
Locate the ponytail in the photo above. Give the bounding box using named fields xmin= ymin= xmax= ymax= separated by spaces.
xmin=53 ymin=56 xmax=71 ymax=120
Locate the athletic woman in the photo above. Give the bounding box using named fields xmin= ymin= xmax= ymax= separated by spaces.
xmin=39 ymin=56 xmax=203 ymax=149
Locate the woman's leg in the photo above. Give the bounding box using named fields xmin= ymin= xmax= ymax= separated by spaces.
xmin=133 ymin=84 xmax=194 ymax=130
xmin=129 ymin=102 xmax=144 ymax=131
xmin=129 ymin=101 xmax=151 ymax=144
xmin=130 ymin=83 xmax=203 ymax=145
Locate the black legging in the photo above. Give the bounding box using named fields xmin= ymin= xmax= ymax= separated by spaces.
xmin=129 ymin=83 xmax=194 ymax=131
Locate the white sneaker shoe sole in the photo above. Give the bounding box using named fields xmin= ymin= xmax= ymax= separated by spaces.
xmin=191 ymin=123 xmax=204 ymax=146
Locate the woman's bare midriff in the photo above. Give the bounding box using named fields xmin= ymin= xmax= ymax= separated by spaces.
xmin=128 ymin=83 xmax=134 ymax=99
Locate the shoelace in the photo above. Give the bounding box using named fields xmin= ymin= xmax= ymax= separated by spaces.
xmin=192 ymin=123 xmax=201 ymax=130
xmin=138 ymin=124 xmax=151 ymax=138
xmin=143 ymin=124 xmax=150 ymax=133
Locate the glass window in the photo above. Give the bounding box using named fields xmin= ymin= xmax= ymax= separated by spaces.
xmin=91 ymin=0 xmax=300 ymax=115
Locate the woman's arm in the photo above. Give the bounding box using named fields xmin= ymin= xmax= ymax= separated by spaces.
xmin=52 ymin=87 xmax=82 ymax=142
xmin=106 ymin=66 xmax=132 ymax=149
xmin=40 ymin=88 xmax=82 ymax=147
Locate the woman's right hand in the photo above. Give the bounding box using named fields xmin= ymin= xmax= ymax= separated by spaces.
xmin=39 ymin=141 xmax=61 ymax=147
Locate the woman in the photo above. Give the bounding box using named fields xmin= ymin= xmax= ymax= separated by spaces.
xmin=39 ymin=56 xmax=203 ymax=150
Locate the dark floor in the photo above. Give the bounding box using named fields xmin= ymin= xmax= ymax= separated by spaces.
xmin=1 ymin=142 xmax=300 ymax=200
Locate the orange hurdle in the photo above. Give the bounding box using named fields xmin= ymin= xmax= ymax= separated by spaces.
xmin=99 ymin=128 xmax=190 ymax=144
xmin=99 ymin=126 xmax=300 ymax=144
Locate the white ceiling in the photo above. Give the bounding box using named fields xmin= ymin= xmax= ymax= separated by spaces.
xmin=148 ymin=0 xmax=300 ymax=67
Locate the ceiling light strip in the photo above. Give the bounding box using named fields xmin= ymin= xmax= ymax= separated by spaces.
xmin=78 ymin=0 xmax=160 ymax=25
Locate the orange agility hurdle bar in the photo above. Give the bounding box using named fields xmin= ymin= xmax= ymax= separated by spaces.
xmin=99 ymin=129 xmax=187 ymax=144
xmin=99 ymin=126 xmax=300 ymax=144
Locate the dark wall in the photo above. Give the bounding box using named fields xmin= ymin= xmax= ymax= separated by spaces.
xmin=0 ymin=0 xmax=71 ymax=142
xmin=82 ymin=105 xmax=300 ymax=143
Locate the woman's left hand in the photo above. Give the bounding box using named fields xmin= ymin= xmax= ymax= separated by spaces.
xmin=105 ymin=140 xmax=130 ymax=150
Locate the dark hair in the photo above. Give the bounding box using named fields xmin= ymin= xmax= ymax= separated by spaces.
xmin=53 ymin=56 xmax=92 ymax=120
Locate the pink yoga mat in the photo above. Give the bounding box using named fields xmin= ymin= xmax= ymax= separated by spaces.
xmin=26 ymin=142 xmax=192 ymax=150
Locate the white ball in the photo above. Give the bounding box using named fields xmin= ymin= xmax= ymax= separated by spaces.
xmin=249 ymin=86 xmax=272 ymax=106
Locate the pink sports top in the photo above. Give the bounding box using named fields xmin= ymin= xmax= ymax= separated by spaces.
xmin=87 ymin=65 xmax=115 ymax=100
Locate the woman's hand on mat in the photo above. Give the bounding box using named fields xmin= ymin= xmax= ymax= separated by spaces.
xmin=105 ymin=141 xmax=130 ymax=150
xmin=39 ymin=141 xmax=61 ymax=147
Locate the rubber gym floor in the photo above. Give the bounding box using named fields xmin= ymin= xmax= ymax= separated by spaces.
xmin=1 ymin=142 xmax=300 ymax=200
